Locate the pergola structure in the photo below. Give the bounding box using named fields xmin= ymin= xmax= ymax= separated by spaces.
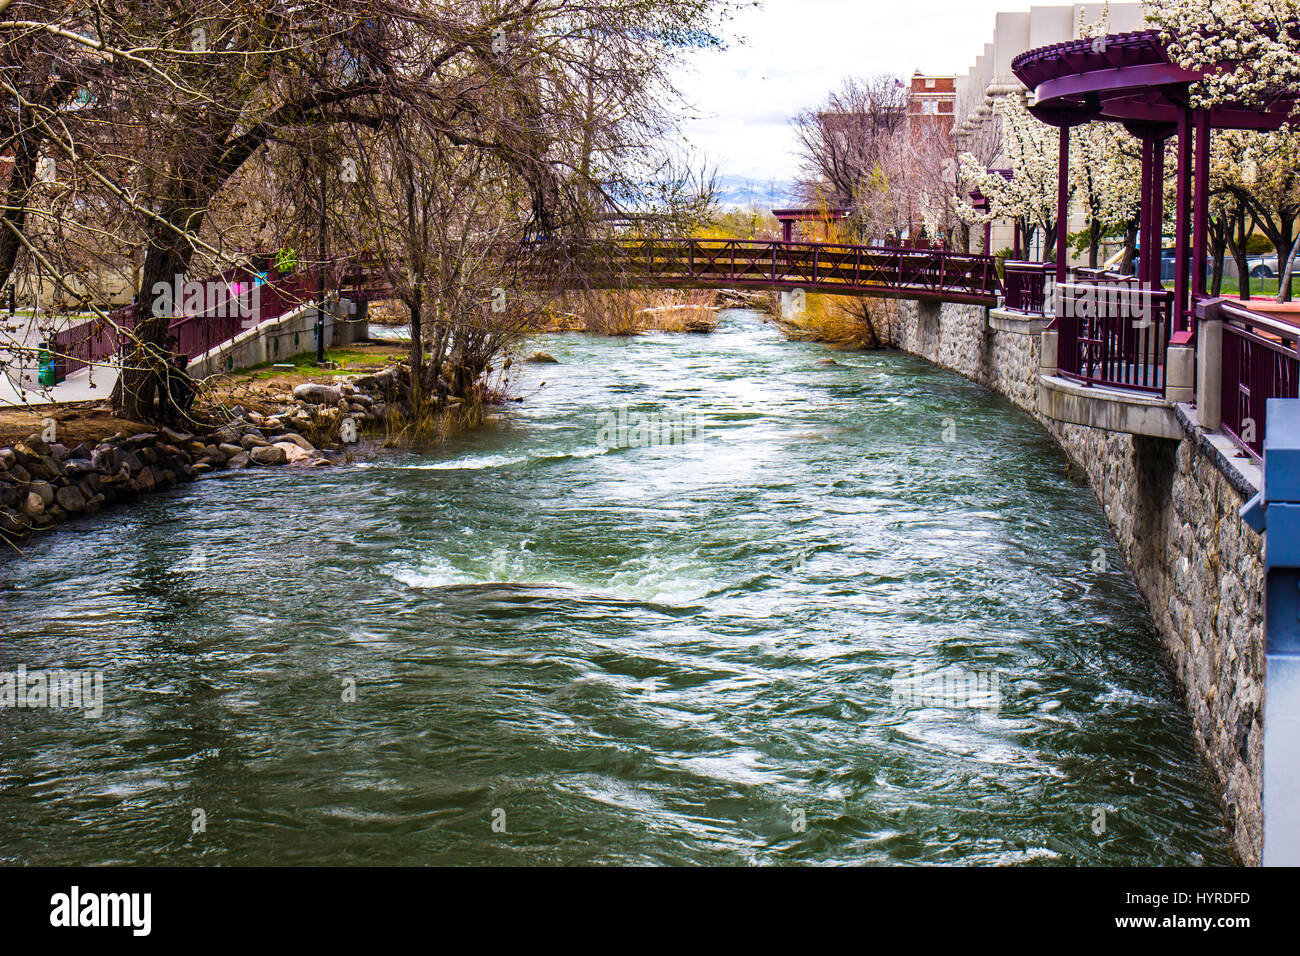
xmin=771 ymin=206 xmax=851 ymax=244
xmin=1012 ymin=28 xmax=1300 ymax=337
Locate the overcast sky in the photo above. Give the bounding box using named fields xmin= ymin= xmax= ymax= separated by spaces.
xmin=675 ymin=0 xmax=1051 ymax=189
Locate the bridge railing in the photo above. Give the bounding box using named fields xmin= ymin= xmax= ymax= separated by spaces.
xmin=538 ymin=238 xmax=1001 ymax=304
xmin=48 ymin=262 xmax=326 ymax=384
xmin=1054 ymin=278 xmax=1174 ymax=393
xmin=1219 ymin=301 xmax=1300 ymax=460
xmin=1003 ymin=261 xmax=1051 ymax=315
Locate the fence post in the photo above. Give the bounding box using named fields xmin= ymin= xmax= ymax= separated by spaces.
xmin=1197 ymin=296 xmax=1224 ymax=431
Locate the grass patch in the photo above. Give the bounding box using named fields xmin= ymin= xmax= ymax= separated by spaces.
xmin=245 ymin=344 xmax=404 ymax=380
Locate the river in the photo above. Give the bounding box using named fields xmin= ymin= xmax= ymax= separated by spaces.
xmin=0 ymin=309 xmax=1234 ymax=865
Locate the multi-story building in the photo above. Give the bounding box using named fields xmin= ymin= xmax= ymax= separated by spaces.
xmin=909 ymin=72 xmax=956 ymax=133
xmin=953 ymin=3 xmax=1145 ymax=260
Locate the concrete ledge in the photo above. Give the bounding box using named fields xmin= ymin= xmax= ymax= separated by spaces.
xmin=1173 ymin=402 xmax=1262 ymax=500
xmin=988 ymin=307 xmax=1050 ymax=335
xmin=1038 ymin=373 xmax=1183 ymax=439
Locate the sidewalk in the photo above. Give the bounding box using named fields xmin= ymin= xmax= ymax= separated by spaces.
xmin=0 ymin=310 xmax=117 ymax=408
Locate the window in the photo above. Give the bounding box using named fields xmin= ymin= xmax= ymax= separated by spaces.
xmin=925 ymin=77 xmax=936 ymax=89
xmin=922 ymin=100 xmax=939 ymax=115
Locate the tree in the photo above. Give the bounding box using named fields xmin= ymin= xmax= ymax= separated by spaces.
xmin=959 ymin=96 xmax=1068 ymax=261
xmin=0 ymin=0 xmax=741 ymax=417
xmin=792 ymin=74 xmax=909 ymax=235
xmin=1070 ymin=122 xmax=1141 ymax=269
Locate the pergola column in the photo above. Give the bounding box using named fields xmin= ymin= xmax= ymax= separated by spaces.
xmin=1139 ymin=137 xmax=1154 ymax=285
xmin=1150 ymin=136 xmax=1167 ymax=289
xmin=1192 ymin=109 xmax=1211 ymax=302
xmin=1174 ymin=110 xmax=1193 ymax=332
xmin=1056 ymin=124 xmax=1071 ymax=286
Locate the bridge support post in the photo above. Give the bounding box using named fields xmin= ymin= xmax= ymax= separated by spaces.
xmin=1196 ymin=297 xmax=1223 ymax=431
xmin=1241 ymin=400 xmax=1300 ymax=865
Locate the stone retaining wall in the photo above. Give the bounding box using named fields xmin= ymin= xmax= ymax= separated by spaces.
xmin=890 ymin=300 xmax=1265 ymax=864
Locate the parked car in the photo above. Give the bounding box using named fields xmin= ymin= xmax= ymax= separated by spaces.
xmin=1246 ymin=255 xmax=1279 ymax=279
xmin=1134 ymin=248 xmax=1212 ymax=282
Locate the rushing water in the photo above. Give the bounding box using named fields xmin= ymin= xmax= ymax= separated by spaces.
xmin=0 ymin=310 xmax=1234 ymax=865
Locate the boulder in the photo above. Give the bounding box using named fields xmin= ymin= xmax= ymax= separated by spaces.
xmin=47 ymin=442 xmax=71 ymax=461
xmin=55 ymin=485 xmax=87 ymax=513
xmin=217 ymin=443 xmax=244 ymax=458
xmin=8 ymin=464 xmax=32 ymax=484
xmin=24 ymin=455 xmax=61 ymax=481
xmin=28 ymin=480 xmax=55 ymax=508
xmin=160 ymin=426 xmax=193 ymax=444
xmin=250 ymin=445 xmax=287 ymax=466
xmin=21 ymin=436 xmax=51 ymax=457
xmin=225 ymin=452 xmax=250 ymax=470
xmin=240 ymin=434 xmax=270 ymax=450
xmin=212 ymin=425 xmax=242 ymax=446
xmin=0 ymin=448 xmax=14 ymax=470
xmin=271 ymin=433 xmax=315 ymax=452
xmin=293 ymin=382 xmax=346 ymax=404
xmin=20 ymin=492 xmax=44 ymax=518
xmin=132 ymin=468 xmax=156 ymax=493
xmin=525 ymin=351 xmax=559 ymax=363
xmin=91 ymin=447 xmax=122 ymax=474
xmin=274 ymin=442 xmax=312 ymax=464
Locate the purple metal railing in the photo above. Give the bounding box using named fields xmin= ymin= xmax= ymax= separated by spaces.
xmin=1055 ymin=278 xmax=1173 ymax=393
xmin=48 ymin=263 xmax=324 ymax=383
xmin=1003 ymin=261 xmax=1050 ymax=315
xmin=45 ymin=239 xmax=1001 ymax=384
xmin=1220 ymin=303 xmax=1300 ymax=460
xmin=549 ymin=238 xmax=1002 ymax=305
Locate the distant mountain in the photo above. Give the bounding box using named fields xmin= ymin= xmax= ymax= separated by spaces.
xmin=713 ymin=175 xmax=798 ymax=210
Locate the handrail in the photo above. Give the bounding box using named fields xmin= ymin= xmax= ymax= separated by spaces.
xmin=1219 ymin=304 xmax=1300 ymax=461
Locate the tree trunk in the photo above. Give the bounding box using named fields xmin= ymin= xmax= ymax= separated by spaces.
xmin=113 ymin=227 xmax=194 ymax=421
xmin=407 ymin=289 xmax=424 ymax=412
xmin=1088 ymin=219 xmax=1102 ymax=269
xmin=1121 ymin=222 xmax=1138 ymax=276
xmin=1277 ymin=231 xmax=1300 ymax=305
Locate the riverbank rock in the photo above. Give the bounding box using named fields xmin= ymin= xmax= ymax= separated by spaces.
xmin=250 ymin=445 xmax=287 ymax=467
xmin=272 ymin=433 xmax=315 ymax=452
xmin=526 ymin=352 xmax=559 ymax=363
xmin=55 ymin=485 xmax=87 ymax=514
xmin=293 ymin=382 xmax=347 ymax=404
xmin=273 ymin=442 xmax=312 ymax=464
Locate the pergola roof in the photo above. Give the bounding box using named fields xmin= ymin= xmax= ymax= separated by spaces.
xmin=1012 ymin=28 xmax=1298 ymax=134
xmin=771 ymin=207 xmax=851 ymax=221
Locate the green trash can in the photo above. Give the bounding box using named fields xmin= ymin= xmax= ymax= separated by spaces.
xmin=37 ymin=347 xmax=56 ymax=387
